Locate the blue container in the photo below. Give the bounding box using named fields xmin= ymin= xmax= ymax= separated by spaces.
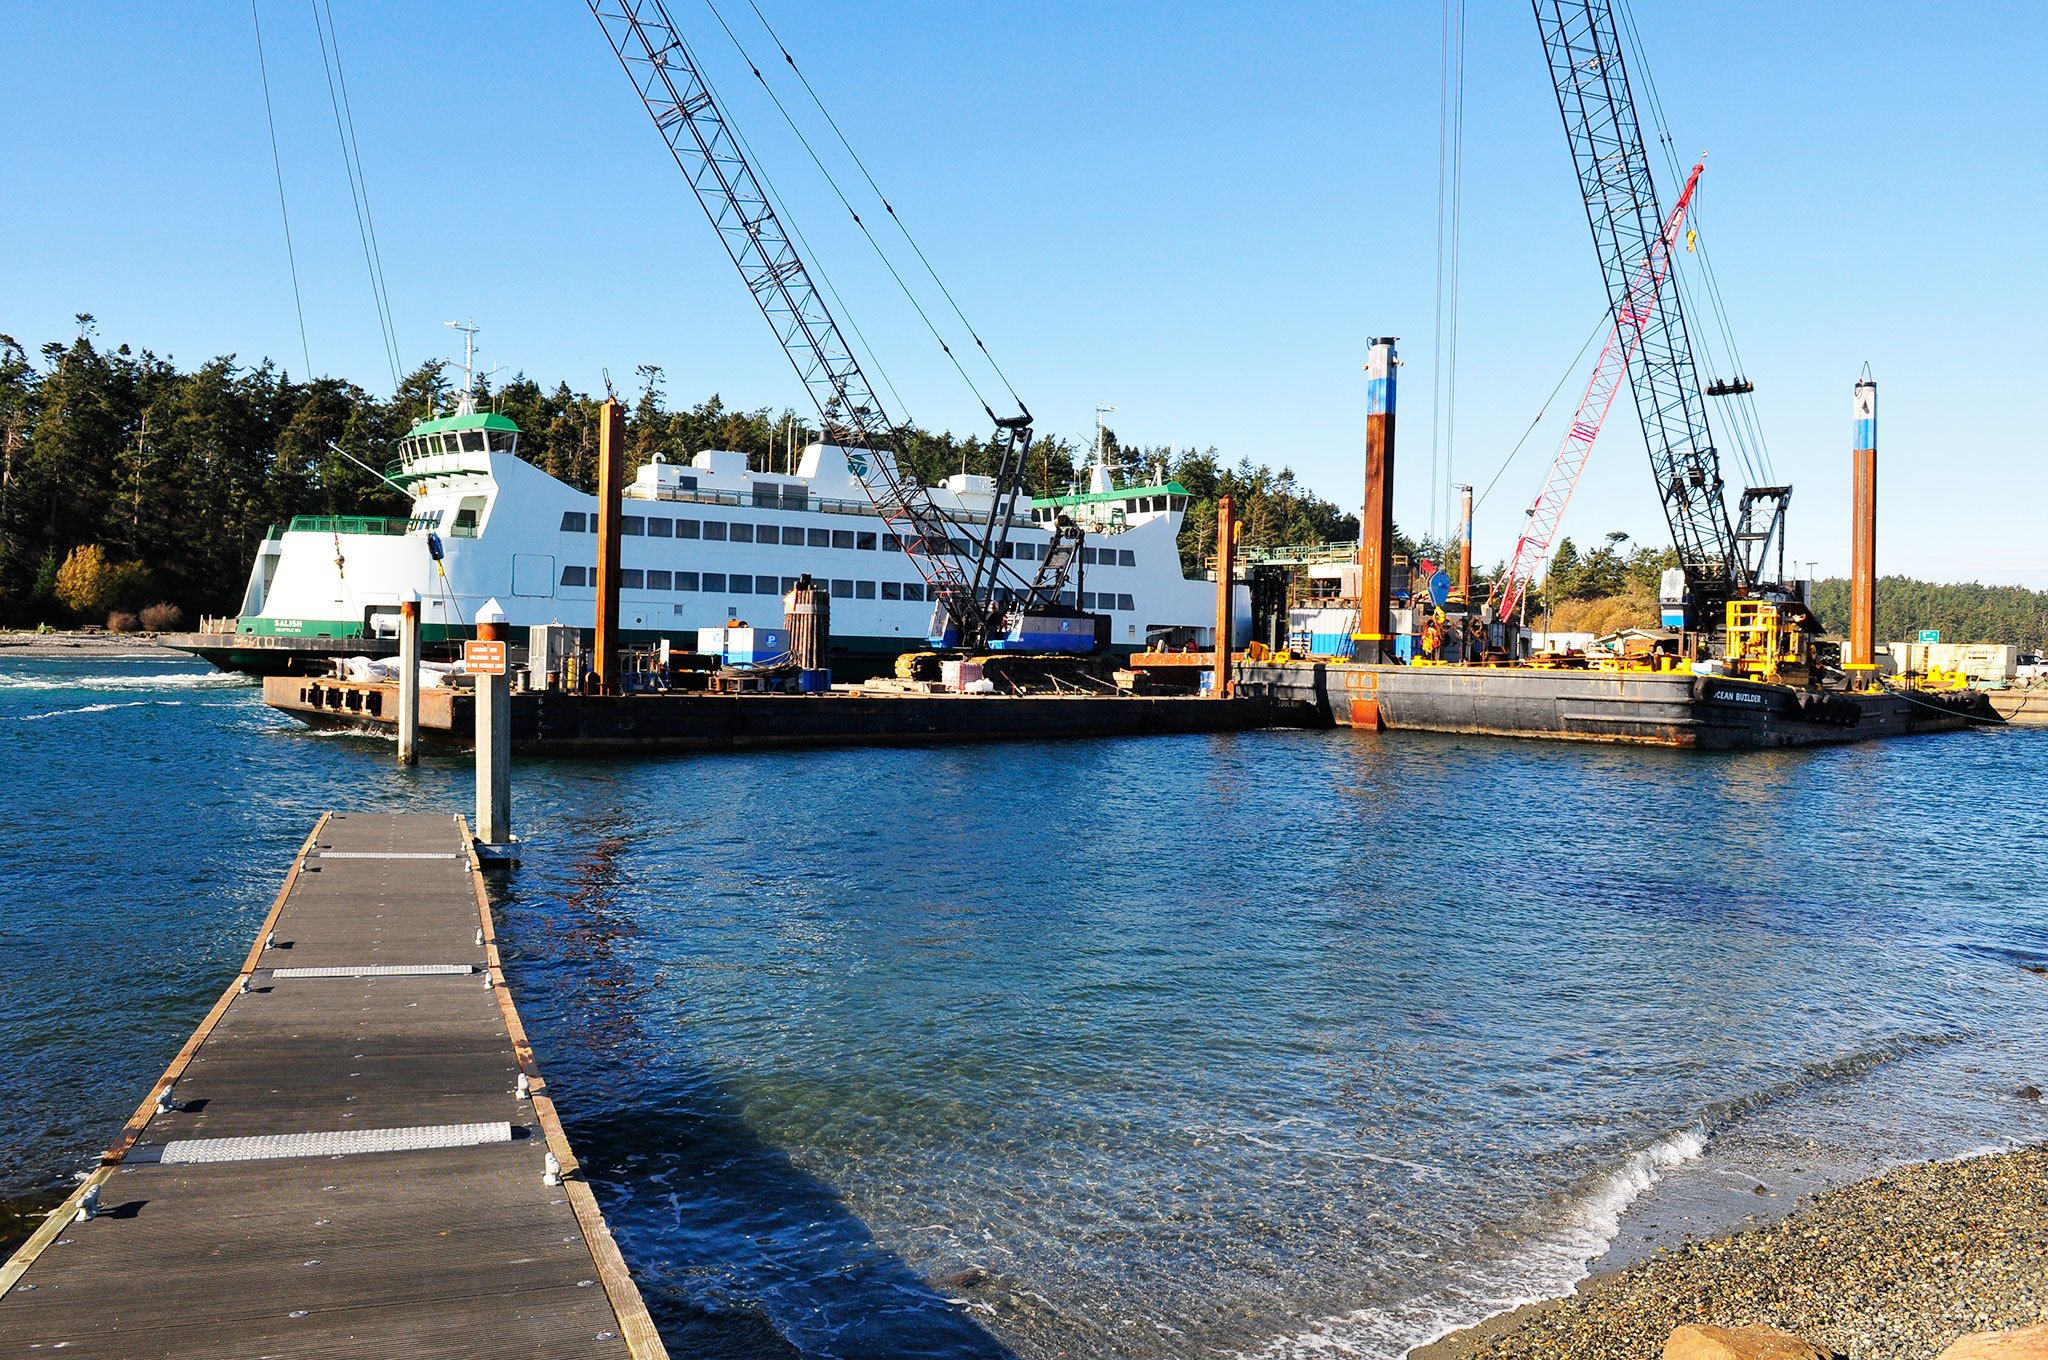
xmin=798 ymin=668 xmax=832 ymax=693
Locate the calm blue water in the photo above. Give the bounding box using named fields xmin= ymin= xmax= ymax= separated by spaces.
xmin=3 ymin=654 xmax=2045 ymax=1358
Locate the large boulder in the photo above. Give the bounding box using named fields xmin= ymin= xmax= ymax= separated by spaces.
xmin=1938 ymin=1323 xmax=2048 ymax=1360
xmin=1664 ymin=1323 xmax=1831 ymax=1360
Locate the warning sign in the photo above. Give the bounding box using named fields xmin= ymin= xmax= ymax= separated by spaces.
xmin=464 ymin=639 xmax=507 ymax=676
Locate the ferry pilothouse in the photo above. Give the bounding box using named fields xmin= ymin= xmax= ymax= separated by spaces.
xmin=203 ymin=397 xmax=1248 ymax=674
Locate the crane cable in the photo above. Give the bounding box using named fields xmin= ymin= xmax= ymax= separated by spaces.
xmin=1614 ymin=0 xmax=1774 ymax=488
xmin=1429 ymin=0 xmax=1469 ymax=546
xmin=736 ymin=0 xmax=1029 ymax=420
xmin=697 ymin=0 xmax=1015 ymax=427
xmin=249 ymin=1 xmax=312 ymax=379
xmin=310 ymin=0 xmax=403 ymax=390
xmin=1471 ymin=308 xmax=1612 ymax=516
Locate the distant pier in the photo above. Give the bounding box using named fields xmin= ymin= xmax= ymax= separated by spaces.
xmin=0 ymin=812 xmax=666 ymax=1358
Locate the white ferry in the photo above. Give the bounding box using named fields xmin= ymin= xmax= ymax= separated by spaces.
xmin=200 ymin=399 xmax=1245 ymax=674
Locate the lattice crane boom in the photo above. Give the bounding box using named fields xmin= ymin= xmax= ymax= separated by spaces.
xmin=1489 ymin=161 xmax=1703 ymax=624
xmin=1533 ymin=0 xmax=1748 ymax=614
xmin=588 ymin=0 xmax=1046 ymax=650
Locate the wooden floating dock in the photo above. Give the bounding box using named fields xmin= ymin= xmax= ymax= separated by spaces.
xmin=0 ymin=813 xmax=667 ymax=1359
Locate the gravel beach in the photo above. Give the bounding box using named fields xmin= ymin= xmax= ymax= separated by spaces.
xmin=1414 ymin=1145 xmax=2048 ymax=1360
xmin=0 ymin=630 xmax=179 ymax=660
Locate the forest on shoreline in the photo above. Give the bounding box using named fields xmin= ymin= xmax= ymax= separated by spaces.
xmin=3 ymin=322 xmax=2042 ymax=649
xmin=0 ymin=322 xmax=1355 ymax=625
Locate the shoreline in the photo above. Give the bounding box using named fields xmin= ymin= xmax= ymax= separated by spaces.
xmin=0 ymin=630 xmax=182 ymax=660
xmin=1410 ymin=1144 xmax=2048 ymax=1360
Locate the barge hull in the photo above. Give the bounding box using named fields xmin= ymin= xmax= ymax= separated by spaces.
xmin=1232 ymin=662 xmax=1982 ymax=749
xmin=264 ymin=677 xmax=1320 ymax=754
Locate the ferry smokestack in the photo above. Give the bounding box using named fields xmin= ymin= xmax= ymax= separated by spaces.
xmin=1848 ymin=375 xmax=1878 ymax=686
xmin=1456 ymin=483 xmax=1473 ymax=604
xmin=1356 ymin=338 xmax=1399 ymax=663
xmin=594 ymin=397 xmax=627 ymax=694
xmin=1213 ymin=494 xmax=1236 ymax=698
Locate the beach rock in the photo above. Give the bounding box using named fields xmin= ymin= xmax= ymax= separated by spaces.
xmin=1937 ymin=1322 xmax=2048 ymax=1359
xmin=1664 ymin=1322 xmax=1831 ymax=1360
xmin=2017 ymin=1085 xmax=2043 ymax=1101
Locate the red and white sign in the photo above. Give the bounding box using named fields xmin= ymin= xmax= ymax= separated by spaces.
xmin=464 ymin=639 xmax=507 ymax=676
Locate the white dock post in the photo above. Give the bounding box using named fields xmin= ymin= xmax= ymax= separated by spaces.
xmin=472 ymin=599 xmax=514 ymax=857
xmin=397 ymin=589 xmax=421 ymax=766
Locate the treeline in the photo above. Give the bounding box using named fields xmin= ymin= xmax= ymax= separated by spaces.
xmin=1808 ymin=576 xmax=2048 ymax=652
xmin=0 ymin=322 xmax=1354 ymax=625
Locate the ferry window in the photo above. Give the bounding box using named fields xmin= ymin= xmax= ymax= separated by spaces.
xmin=949 ymin=537 xmax=970 ymax=555
xmin=752 ymin=488 xmax=779 ymax=509
xmin=781 ymin=577 xmax=800 ymax=594
xmin=454 ymin=507 xmax=480 ymax=533
xmin=678 ymin=474 xmax=698 ymax=492
xmin=703 ymin=521 xmax=728 ymax=541
xmin=647 ymin=570 xmax=673 ymax=590
xmin=488 ymin=431 xmax=516 ymax=452
xmin=882 ymin=533 xmax=901 ymax=552
xmin=648 ymin=517 xmax=673 ymax=538
xmin=830 ymin=579 xmax=853 ymax=599
xmin=560 ymin=511 xmax=585 ymax=533
xmin=1059 ymin=591 xmax=1075 ymax=607
xmin=1081 ymin=592 xmax=1095 ymax=610
xmin=621 ymin=569 xmax=644 ymax=590
xmin=1169 ymin=495 xmax=1187 ymax=511
xmin=730 ymin=523 xmax=755 ymax=543
xmin=903 ymin=581 xmax=925 ymax=603
xmin=755 ymin=575 xmax=779 ymax=595
xmin=1018 ymin=542 xmax=1038 ymax=560
xmin=702 ymin=573 xmax=726 ymax=592
xmin=1080 ymin=548 xmax=1096 ymax=565
xmin=560 ymin=565 xmax=586 ymax=587
xmin=856 ymin=532 xmax=876 ymax=551
xmin=808 ymin=528 xmax=830 ymax=548
xmin=1118 ymin=593 xmax=1135 ymax=612
xmin=623 ymin=515 xmax=645 ymax=536
xmin=675 ymin=572 xmax=699 ymax=591
xmin=881 ymin=581 xmax=901 ymax=601
xmin=855 ymin=581 xmax=876 ymax=599
xmin=769 ymin=526 xmax=793 ymax=545
xmin=675 ymin=518 xmax=700 ymax=539
xmin=460 ymin=431 xmax=487 ymax=453
xmin=1120 ymin=549 xmax=1136 ymax=567
xmin=780 ymin=487 xmax=808 ymax=510
xmin=831 ymin=530 xmax=855 ymax=550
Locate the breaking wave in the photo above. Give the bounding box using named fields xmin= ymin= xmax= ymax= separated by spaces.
xmin=1246 ymin=1037 xmax=1953 ymax=1360
xmin=1245 ymin=1128 xmax=1705 ymax=1360
xmin=0 ymin=670 xmax=255 ymax=692
xmin=7 ymin=700 xmax=179 ymax=722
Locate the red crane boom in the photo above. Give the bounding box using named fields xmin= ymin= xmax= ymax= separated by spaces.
xmin=1488 ymin=160 xmax=1704 ymax=624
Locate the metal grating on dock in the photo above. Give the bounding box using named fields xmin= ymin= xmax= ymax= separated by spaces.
xmin=269 ymin=962 xmax=476 ymax=978
xmin=0 ymin=811 xmax=668 ymax=1359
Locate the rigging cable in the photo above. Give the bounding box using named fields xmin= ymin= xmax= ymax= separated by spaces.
xmin=736 ymin=0 xmax=1028 ymax=416
xmin=698 ymin=0 xmax=1007 ymax=425
xmin=1472 ymin=308 xmax=1611 ymax=515
xmin=249 ymin=1 xmax=312 ymax=377
xmin=1429 ymin=0 xmax=1469 ymax=546
xmin=309 ymin=0 xmax=402 ymax=389
xmin=1614 ymin=0 xmax=1774 ymax=485
xmin=708 ymin=58 xmax=920 ymax=432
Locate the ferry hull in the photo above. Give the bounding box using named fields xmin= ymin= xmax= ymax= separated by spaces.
xmin=1232 ymin=661 xmax=1989 ymax=749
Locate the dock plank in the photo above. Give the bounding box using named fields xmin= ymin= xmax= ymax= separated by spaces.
xmin=0 ymin=812 xmax=666 ymax=1358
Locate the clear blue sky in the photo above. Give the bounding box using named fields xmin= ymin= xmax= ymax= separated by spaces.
xmin=5 ymin=3 xmax=2043 ymax=585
